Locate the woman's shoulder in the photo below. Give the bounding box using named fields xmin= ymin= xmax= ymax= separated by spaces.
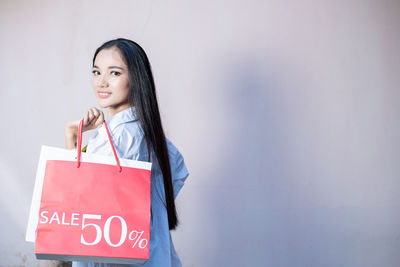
xmin=112 ymin=121 xmax=148 ymax=160
xmin=113 ymin=120 xmax=144 ymax=142
xmin=106 ymin=106 xmax=143 ymax=139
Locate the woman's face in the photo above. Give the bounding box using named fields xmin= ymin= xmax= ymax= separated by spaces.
xmin=92 ymin=47 xmax=131 ymax=117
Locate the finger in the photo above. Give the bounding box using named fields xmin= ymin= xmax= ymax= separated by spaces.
xmin=88 ymin=109 xmax=94 ymax=122
xmin=94 ymin=109 xmax=104 ymax=127
xmin=99 ymin=110 xmax=104 ymax=121
xmin=83 ymin=110 xmax=89 ymax=125
xmin=92 ymin=107 xmax=99 ymax=118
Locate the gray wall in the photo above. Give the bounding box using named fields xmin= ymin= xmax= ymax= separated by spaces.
xmin=0 ymin=0 xmax=399 ymax=266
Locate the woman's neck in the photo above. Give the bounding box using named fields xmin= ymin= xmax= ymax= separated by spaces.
xmin=107 ymin=103 xmax=133 ymax=119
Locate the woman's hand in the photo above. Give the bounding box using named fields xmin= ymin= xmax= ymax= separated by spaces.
xmin=65 ymin=107 xmax=104 ymax=149
xmin=82 ymin=107 xmax=105 ymax=132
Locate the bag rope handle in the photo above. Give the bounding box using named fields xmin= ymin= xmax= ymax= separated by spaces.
xmin=76 ymin=119 xmax=122 ymax=172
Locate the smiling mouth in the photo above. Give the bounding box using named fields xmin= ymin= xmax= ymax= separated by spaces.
xmin=98 ymin=91 xmax=111 ymax=98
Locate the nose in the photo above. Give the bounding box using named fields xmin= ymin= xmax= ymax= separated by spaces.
xmin=98 ymin=75 xmax=109 ymax=88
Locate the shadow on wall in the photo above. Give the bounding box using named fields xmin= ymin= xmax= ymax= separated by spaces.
xmin=201 ymin=51 xmax=331 ymax=266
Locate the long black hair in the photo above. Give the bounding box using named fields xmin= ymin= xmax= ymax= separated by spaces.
xmin=92 ymin=38 xmax=178 ymax=230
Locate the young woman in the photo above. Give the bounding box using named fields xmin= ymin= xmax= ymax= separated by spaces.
xmin=65 ymin=38 xmax=189 ymax=267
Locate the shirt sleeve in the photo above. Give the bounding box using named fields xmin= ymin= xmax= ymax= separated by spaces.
xmin=166 ymin=139 xmax=189 ymax=199
xmin=172 ymin=150 xmax=189 ymax=199
xmin=115 ymin=126 xmax=189 ymax=199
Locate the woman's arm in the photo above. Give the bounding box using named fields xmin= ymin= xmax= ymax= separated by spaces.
xmin=65 ymin=121 xmax=79 ymax=149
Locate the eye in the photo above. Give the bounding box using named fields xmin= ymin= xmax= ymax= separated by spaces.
xmin=92 ymin=70 xmax=100 ymax=75
xmin=111 ymin=71 xmax=121 ymax=76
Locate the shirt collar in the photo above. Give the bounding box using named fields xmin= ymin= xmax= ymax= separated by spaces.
xmin=97 ymin=106 xmax=138 ymax=136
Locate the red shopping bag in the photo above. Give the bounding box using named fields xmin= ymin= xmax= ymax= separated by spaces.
xmin=26 ymin=120 xmax=152 ymax=264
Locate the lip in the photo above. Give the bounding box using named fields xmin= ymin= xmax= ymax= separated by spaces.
xmin=97 ymin=91 xmax=111 ymax=99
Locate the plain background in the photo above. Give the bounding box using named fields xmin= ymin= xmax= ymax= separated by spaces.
xmin=0 ymin=0 xmax=399 ymax=266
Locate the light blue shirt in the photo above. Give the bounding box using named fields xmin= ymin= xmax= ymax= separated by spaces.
xmin=72 ymin=106 xmax=189 ymax=267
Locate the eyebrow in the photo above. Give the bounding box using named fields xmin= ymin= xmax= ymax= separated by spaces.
xmin=93 ymin=65 xmax=124 ymax=70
